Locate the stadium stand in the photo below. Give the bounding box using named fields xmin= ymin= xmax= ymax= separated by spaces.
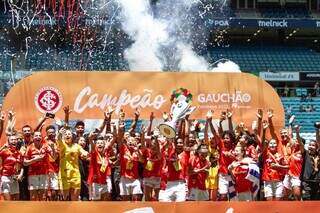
xmin=235 ymin=9 xmax=261 ymax=18
xmin=212 ymin=5 xmax=236 ymax=18
xmin=22 ymin=46 xmax=128 ymax=71
xmin=259 ymin=5 xmax=311 ymax=18
xmin=1 ymin=44 xmax=320 ymax=73
xmin=282 ymin=96 xmax=319 ymax=142
xmin=210 ymin=45 xmax=320 ymax=72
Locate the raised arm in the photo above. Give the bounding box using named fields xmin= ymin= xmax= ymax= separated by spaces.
xmin=177 ymin=119 xmax=185 ymax=139
xmin=147 ymin=112 xmax=154 ymax=136
xmin=252 ymin=119 xmax=262 ymax=150
xmin=218 ymin=111 xmax=226 ymax=137
xmin=128 ymin=108 xmax=140 ymax=135
xmin=183 ymin=116 xmax=190 ymax=148
xmin=34 ymin=113 xmax=53 ymax=132
xmin=237 ymin=122 xmax=246 ymax=136
xmin=104 ymin=123 xmax=119 ymax=152
xmin=5 ymin=111 xmax=16 ymax=136
xmin=288 ymin=115 xmax=296 ymax=138
xmin=105 ymin=112 xmax=111 ymax=133
xmin=139 ymin=125 xmax=146 ymax=149
xmin=315 ymin=122 xmax=320 ymax=147
xmin=205 ymin=110 xmax=216 ymax=148
xmin=267 ymin=109 xmax=279 ymax=142
xmin=204 ymin=113 xmax=210 ymax=145
xmin=100 ymin=106 xmax=114 ymax=134
xmin=63 ymin=105 xmax=72 ymax=128
xmin=88 ymin=131 xmax=97 ymax=152
xmin=208 ymin=111 xmax=218 ymax=138
xmin=226 ymin=109 xmax=234 ymax=133
xmin=0 ymin=110 xmax=5 ymax=139
xmin=256 ymin=109 xmax=263 ymax=136
xmin=97 ymin=115 xmax=108 ymax=134
xmin=294 ymin=125 xmax=305 ymax=154
xmin=260 ymin=120 xmax=268 ymax=153
xmin=117 ymin=109 xmax=126 ymax=147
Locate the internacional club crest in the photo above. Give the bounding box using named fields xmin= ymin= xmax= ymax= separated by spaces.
xmin=34 ymin=86 xmax=63 ymax=113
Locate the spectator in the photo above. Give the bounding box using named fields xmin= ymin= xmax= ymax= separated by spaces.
xmin=305 ymin=105 xmax=312 ymax=112
xmin=301 ymin=94 xmax=307 ymax=102
xmin=283 ymin=85 xmax=290 ymax=97
xmin=0 ymin=80 xmax=4 ymax=97
xmin=286 ymin=105 xmax=293 ymax=119
xmin=314 ymin=81 xmax=319 ymax=97
xmin=302 ymin=125 xmax=320 ymax=200
xmin=306 ymin=93 xmax=313 ymax=102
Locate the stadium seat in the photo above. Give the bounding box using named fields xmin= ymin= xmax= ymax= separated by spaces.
xmin=282 ymin=97 xmax=320 ymax=136
xmin=209 ymin=45 xmax=320 ymax=72
xmin=259 ymin=5 xmax=310 ymax=18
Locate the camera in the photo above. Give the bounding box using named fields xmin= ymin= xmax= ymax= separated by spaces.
xmin=46 ymin=112 xmax=55 ymax=119
xmin=314 ymin=122 xmax=320 ymax=129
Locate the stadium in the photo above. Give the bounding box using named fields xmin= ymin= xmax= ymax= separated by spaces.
xmin=0 ymin=0 xmax=320 ymax=212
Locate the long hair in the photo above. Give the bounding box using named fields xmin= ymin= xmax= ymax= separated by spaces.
xmin=222 ymin=130 xmax=236 ymax=144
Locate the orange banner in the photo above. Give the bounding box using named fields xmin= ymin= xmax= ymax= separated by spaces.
xmin=0 ymin=201 xmax=319 ymax=213
xmin=1 ymin=72 xmax=284 ymax=144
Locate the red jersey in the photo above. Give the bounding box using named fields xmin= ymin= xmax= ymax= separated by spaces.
xmin=262 ymin=150 xmax=286 ymax=181
xmin=25 ymin=143 xmax=50 ymax=176
xmin=218 ymin=139 xmax=235 ymax=175
xmin=88 ymin=149 xmax=111 ymax=184
xmin=47 ymin=141 xmax=59 ymax=173
xmin=189 ymin=154 xmax=209 ymax=190
xmin=119 ymin=144 xmax=140 ymax=179
xmin=48 ymin=156 xmax=59 ymax=173
xmin=166 ymin=148 xmax=189 ymax=182
xmin=0 ymin=147 xmax=22 ymax=176
xmin=160 ymin=148 xmax=168 ymax=190
xmin=288 ymin=151 xmax=303 ymax=178
xmin=142 ymin=148 xmax=162 ymax=178
xmin=231 ymin=162 xmax=252 ymax=193
xmin=246 ymin=145 xmax=258 ymax=161
xmin=160 ymin=167 xmax=168 ymax=190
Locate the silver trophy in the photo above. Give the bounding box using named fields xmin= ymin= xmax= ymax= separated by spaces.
xmin=159 ymin=95 xmax=195 ymax=139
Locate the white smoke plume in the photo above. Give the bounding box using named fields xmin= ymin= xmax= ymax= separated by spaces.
xmin=115 ymin=0 xmax=168 ymax=71
xmin=211 ymin=60 xmax=241 ymax=72
xmin=115 ymin=0 xmax=241 ymax=72
xmin=177 ymin=42 xmax=209 ymax=71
